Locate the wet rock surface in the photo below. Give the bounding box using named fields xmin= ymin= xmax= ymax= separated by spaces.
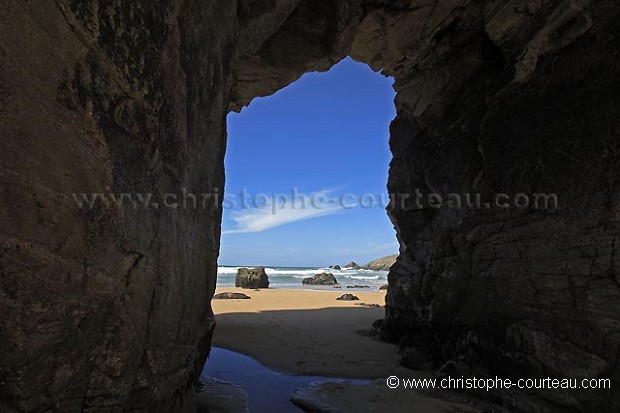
xmin=290 ymin=380 xmax=510 ymax=413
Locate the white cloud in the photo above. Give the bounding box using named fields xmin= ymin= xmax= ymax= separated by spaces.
xmin=222 ymin=189 xmax=344 ymax=235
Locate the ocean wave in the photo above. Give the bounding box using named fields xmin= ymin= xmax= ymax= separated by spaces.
xmin=217 ymin=266 xmax=387 ymax=280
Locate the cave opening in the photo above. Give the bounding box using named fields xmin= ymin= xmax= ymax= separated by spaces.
xmin=3 ymin=2 xmax=619 ymax=412
xmin=218 ymin=56 xmax=398 ymax=274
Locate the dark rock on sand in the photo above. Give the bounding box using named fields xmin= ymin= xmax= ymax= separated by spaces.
xmin=302 ymin=272 xmax=338 ymax=286
xmin=336 ymin=293 xmax=359 ymax=301
xmin=379 ymin=284 xmax=388 ymax=290
xmin=236 ymin=267 xmax=269 ymax=289
xmin=371 ymin=319 xmax=385 ymax=337
xmin=347 ymin=285 xmax=369 ymax=289
xmin=213 ymin=292 xmax=251 ymax=300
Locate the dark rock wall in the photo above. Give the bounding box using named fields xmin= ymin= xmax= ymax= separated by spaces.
xmin=364 ymin=2 xmax=620 ymax=412
xmin=1 ymin=0 xmax=618 ymax=412
xmin=1 ymin=0 xmax=234 ymax=411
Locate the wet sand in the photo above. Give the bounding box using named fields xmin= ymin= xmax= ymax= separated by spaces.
xmin=207 ymin=288 xmax=501 ymax=413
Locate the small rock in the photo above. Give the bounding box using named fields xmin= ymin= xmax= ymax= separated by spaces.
xmin=343 ymin=261 xmax=360 ymax=269
xmin=354 ymin=303 xmax=381 ymax=308
xmin=213 ymin=292 xmax=251 ymax=300
xmin=336 ymin=293 xmax=359 ymax=301
xmin=371 ymin=319 xmax=384 ymax=337
xmin=379 ymin=283 xmax=388 ymax=290
xmin=346 ymin=285 xmax=369 ymax=288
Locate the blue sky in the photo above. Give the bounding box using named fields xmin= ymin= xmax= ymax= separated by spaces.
xmin=219 ymin=57 xmax=397 ymax=267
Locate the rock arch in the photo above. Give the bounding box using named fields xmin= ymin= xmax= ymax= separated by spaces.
xmin=1 ymin=1 xmax=618 ymax=412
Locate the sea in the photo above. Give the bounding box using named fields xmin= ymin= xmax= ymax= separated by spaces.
xmin=217 ymin=265 xmax=388 ymax=291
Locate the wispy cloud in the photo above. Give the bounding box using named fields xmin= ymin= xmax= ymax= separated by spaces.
xmin=223 ymin=189 xmax=344 ymax=235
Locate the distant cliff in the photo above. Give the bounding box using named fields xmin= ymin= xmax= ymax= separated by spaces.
xmin=362 ymin=254 xmax=397 ymax=271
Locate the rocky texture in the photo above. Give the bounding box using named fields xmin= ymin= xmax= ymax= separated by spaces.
xmin=290 ymin=380 xmax=509 ymax=413
xmin=343 ymin=261 xmax=360 ymax=269
xmin=399 ymin=348 xmax=433 ymax=371
xmin=302 ymin=272 xmax=339 ymax=286
xmin=212 ymin=292 xmax=251 ymax=300
xmin=336 ymin=294 xmax=359 ymax=301
xmin=362 ymin=254 xmax=398 ymax=271
xmin=2 ymin=0 xmax=620 ymax=412
xmin=346 ymin=285 xmax=369 ymax=289
xmin=235 ymin=267 xmax=269 ymax=289
xmin=196 ymin=378 xmax=248 ymax=413
xmin=329 ymin=265 xmax=342 ymax=270
xmin=1 ymin=1 xmax=228 ymax=411
xmin=372 ymin=2 xmax=620 ymax=412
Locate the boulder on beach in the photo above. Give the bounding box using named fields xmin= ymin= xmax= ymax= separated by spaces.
xmin=336 ymin=293 xmax=359 ymax=301
xmin=343 ymin=261 xmax=360 ymax=269
xmin=235 ymin=267 xmax=269 ymax=289
xmin=302 ymin=272 xmax=339 ymax=286
xmin=213 ymin=292 xmax=251 ymax=300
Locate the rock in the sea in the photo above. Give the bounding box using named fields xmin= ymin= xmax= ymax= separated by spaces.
xmin=336 ymin=293 xmax=359 ymax=301
xmin=302 ymin=272 xmax=339 ymax=286
xmin=330 ymin=265 xmax=342 ymax=270
xmin=343 ymin=261 xmax=360 ymax=269
xmin=235 ymin=267 xmax=269 ymax=289
xmin=361 ymin=254 xmax=398 ymax=271
xmin=346 ymin=285 xmax=369 ymax=289
xmin=213 ymin=292 xmax=251 ymax=300
xmin=379 ymin=284 xmax=388 ymax=290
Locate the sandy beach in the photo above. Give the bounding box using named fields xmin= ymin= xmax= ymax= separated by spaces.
xmin=207 ymin=288 xmax=502 ymax=413
xmin=210 ymin=288 xmax=419 ymax=379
